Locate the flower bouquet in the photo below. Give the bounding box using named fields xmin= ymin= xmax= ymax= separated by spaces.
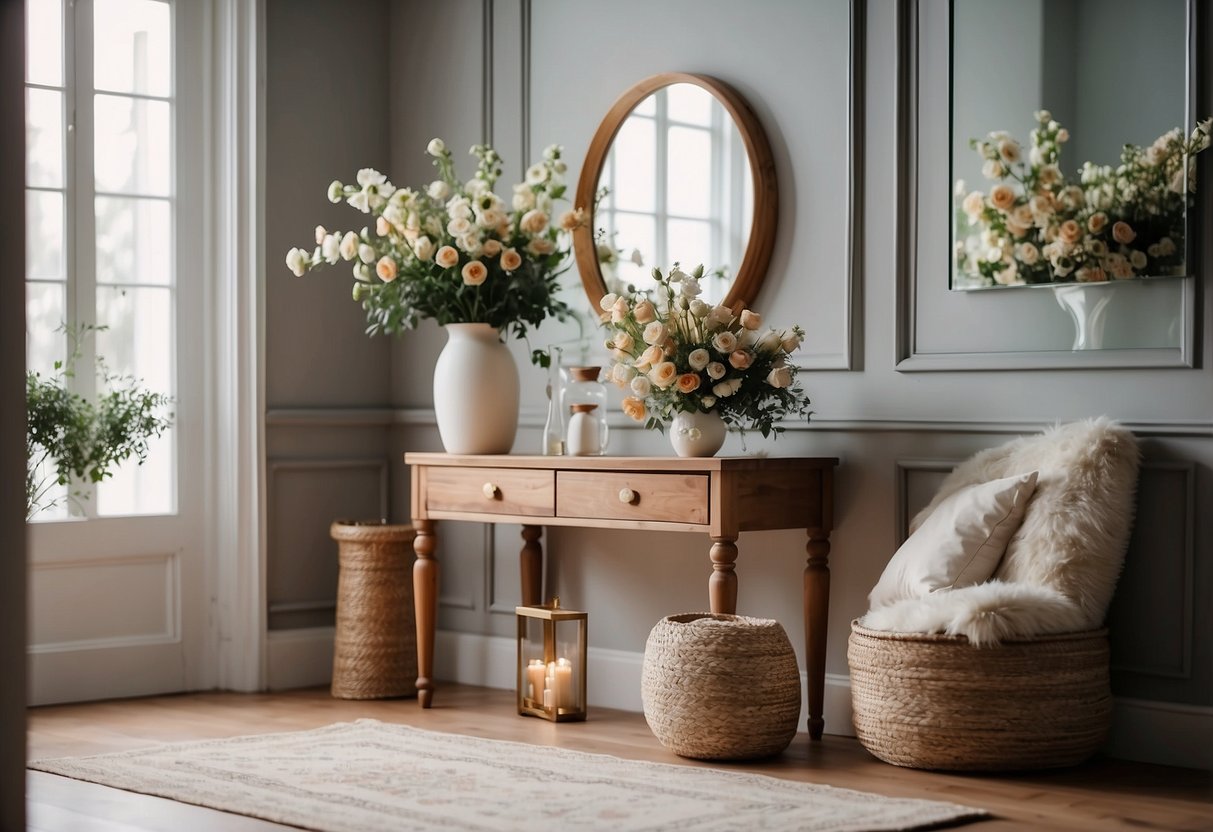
xmin=955 ymin=110 xmax=1211 ymax=286
xmin=602 ymin=265 xmax=811 ymax=451
xmin=285 ymin=139 xmax=581 ymax=340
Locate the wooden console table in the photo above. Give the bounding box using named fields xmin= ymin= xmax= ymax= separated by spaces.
xmin=405 ymin=453 xmax=838 ymax=739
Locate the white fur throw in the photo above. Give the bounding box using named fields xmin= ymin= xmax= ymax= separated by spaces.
xmin=866 ymin=418 xmax=1140 ymax=643
xmin=859 ymin=581 xmax=1088 ymax=646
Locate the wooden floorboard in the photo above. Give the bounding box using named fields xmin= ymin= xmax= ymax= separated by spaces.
xmin=26 ymin=685 xmax=1213 ymax=832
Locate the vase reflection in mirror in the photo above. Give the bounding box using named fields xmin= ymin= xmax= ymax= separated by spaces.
xmin=1053 ymin=284 xmax=1114 ymax=350
xmin=564 ymin=366 xmax=608 ymax=456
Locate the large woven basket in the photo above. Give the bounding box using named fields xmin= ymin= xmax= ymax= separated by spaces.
xmin=642 ymin=613 xmax=801 ymax=760
xmin=848 ymin=621 xmax=1112 ymax=771
xmin=330 ymin=521 xmax=417 ymax=700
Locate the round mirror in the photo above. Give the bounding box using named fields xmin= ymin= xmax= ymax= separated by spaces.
xmin=573 ymin=73 xmax=777 ymax=311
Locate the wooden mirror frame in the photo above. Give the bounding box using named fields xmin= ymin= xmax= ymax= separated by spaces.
xmin=572 ymin=72 xmax=778 ymax=313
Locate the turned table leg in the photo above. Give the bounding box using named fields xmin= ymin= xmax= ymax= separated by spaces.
xmin=413 ymin=519 xmax=438 ymax=708
xmin=520 ymin=525 xmax=543 ymax=606
xmin=804 ymin=526 xmax=831 ymax=739
xmin=709 ymin=535 xmax=739 ymax=615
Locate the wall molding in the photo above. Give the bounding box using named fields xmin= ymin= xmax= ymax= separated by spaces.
xmin=893 ymin=458 xmax=957 ymax=541
xmin=266 ymin=457 xmax=390 ymax=522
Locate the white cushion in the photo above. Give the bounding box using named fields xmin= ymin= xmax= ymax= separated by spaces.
xmin=868 ymin=470 xmax=1039 ymax=609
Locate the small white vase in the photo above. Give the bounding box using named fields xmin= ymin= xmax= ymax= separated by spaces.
xmin=432 ymin=323 xmax=519 ymax=454
xmin=669 ymin=410 xmax=727 ymax=458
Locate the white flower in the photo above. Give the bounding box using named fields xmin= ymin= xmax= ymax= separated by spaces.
xmin=356 ymin=168 xmax=386 ymax=188
xmin=781 ymin=329 xmax=803 ymax=353
xmin=339 ymin=231 xmax=359 ymax=261
xmin=962 ymin=191 xmax=985 ymax=219
xmin=1017 ymin=242 xmax=1040 ymax=265
xmin=688 ymin=348 xmax=710 ymax=371
xmin=611 ymin=363 xmax=636 ymax=384
xmin=1129 ymin=249 xmax=1148 ymax=270
xmin=712 ymin=331 xmax=738 ymax=353
xmin=428 ymin=180 xmax=451 ymax=200
xmin=982 ymin=159 xmax=1004 ymax=180
xmin=512 ymin=184 xmax=536 ymax=212
xmin=680 ymin=276 xmax=702 ymax=298
xmin=755 ymin=330 xmax=783 ymax=355
xmin=479 ymin=208 xmax=507 ymax=229
xmin=427 ymin=138 xmax=446 ymax=156
xmin=712 ymin=378 xmax=742 ymax=398
xmin=630 ymin=375 xmax=652 ymax=397
xmin=447 ymin=217 xmax=473 ymax=237
xmin=465 ymin=178 xmax=489 ymax=196
xmin=285 ymin=247 xmax=310 ymax=277
xmin=706 ymin=362 xmax=726 ymax=380
xmin=689 ymin=299 xmax=711 ymax=318
xmin=321 ymin=233 xmax=341 ymax=264
xmin=327 ymin=180 xmax=344 ymax=203
xmin=700 ymin=396 xmax=717 ymax=410
xmin=600 ymin=292 xmax=620 ymax=312
xmin=643 ymin=321 xmax=667 ymax=345
xmin=766 ymin=365 xmax=793 ymax=388
xmin=314 ymin=225 xmax=327 ymax=245
xmin=525 ymin=163 xmax=548 ymax=185
xmin=543 ymin=144 xmax=561 ymax=161
xmin=413 ymin=235 xmax=435 ymax=262
xmin=358 ymin=243 xmax=376 ymax=264
xmin=707 ymin=306 xmax=734 ymax=330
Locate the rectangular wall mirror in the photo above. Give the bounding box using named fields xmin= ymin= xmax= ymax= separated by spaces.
xmin=950 ymin=0 xmax=1195 ymax=292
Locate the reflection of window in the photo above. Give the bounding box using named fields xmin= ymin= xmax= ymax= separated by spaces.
xmin=25 ymin=0 xmax=176 ymax=518
xmin=599 ymin=85 xmax=752 ymax=302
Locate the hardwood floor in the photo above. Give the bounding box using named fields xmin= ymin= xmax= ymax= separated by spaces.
xmin=26 ymin=685 xmax=1212 ymax=831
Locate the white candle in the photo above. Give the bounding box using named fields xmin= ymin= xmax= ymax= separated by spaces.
xmin=543 ymin=687 xmax=553 ymax=709
xmin=546 ymin=662 xmax=557 ymax=709
xmin=526 ymin=660 xmax=546 ymax=705
xmin=553 ymin=657 xmax=575 ymax=711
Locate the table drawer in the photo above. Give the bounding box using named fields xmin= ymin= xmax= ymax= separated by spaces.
xmin=425 ymin=467 xmax=555 ymax=517
xmin=557 ymin=471 xmax=709 ymax=525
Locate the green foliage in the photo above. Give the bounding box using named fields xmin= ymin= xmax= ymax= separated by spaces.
xmin=25 ymin=325 xmax=174 ymax=520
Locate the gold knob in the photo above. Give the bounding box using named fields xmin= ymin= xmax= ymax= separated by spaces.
xmin=483 ymin=482 xmax=500 ymax=499
xmin=619 ymin=488 xmax=637 ymax=504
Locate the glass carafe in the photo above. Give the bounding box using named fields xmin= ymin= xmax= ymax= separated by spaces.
xmin=564 ymin=366 xmax=608 ymax=456
xmin=541 ymin=346 xmax=565 ymax=455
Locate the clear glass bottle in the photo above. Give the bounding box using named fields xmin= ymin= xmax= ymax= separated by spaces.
xmin=564 ymin=366 xmax=609 ymax=456
xmin=541 ymin=346 xmax=565 ymax=455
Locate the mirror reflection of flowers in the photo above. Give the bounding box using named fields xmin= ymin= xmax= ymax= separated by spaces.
xmin=285 ymin=139 xmax=581 ymax=340
xmin=602 ymin=265 xmax=812 ymax=438
xmin=955 ymin=110 xmax=1211 ymax=286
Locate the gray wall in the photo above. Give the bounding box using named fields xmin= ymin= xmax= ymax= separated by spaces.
xmin=263 ymin=0 xmax=1213 ymax=746
xmin=1 ymin=0 xmax=26 ymax=825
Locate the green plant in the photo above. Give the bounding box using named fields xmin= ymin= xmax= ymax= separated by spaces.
xmin=25 ymin=325 xmax=174 ymax=520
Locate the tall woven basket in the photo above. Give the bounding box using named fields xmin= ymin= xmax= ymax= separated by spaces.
xmin=330 ymin=521 xmax=417 ymax=700
xmin=848 ymin=622 xmax=1112 ymax=771
xmin=642 ymin=613 xmax=801 ymax=761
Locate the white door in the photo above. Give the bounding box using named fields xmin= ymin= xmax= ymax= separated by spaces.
xmin=25 ymin=0 xmax=210 ymax=704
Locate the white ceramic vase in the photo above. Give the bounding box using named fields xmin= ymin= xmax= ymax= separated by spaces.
xmin=669 ymin=410 xmax=727 ymax=458
xmin=432 ymin=323 xmax=519 ymax=454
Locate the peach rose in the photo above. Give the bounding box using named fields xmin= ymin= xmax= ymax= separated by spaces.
xmin=375 ymin=256 xmax=397 ymax=282
xmin=481 ymin=239 xmax=502 ymax=257
xmin=527 ymin=237 xmax=554 ymax=256
xmin=1087 ymin=212 xmax=1108 ymax=234
xmin=635 ymin=344 xmax=664 ymax=370
xmin=519 ymin=209 xmax=548 ymax=234
xmin=612 ymin=331 xmax=635 ymax=353
xmin=500 ymin=248 xmax=522 ymax=271
xmin=1112 ymin=221 xmax=1136 ymax=244
xmin=676 ymin=373 xmax=701 ymax=394
xmin=1059 ymin=220 xmax=1082 ymax=244
xmin=621 ymin=396 xmax=647 ymax=421
xmin=435 ymin=245 xmax=460 ymax=269
xmin=648 ymin=361 xmax=678 ymax=389
xmin=632 ymin=299 xmax=657 ymax=324
xmin=989 ymin=184 xmax=1016 ymax=212
xmin=461 ymin=260 xmax=487 ymax=286
xmin=558 ymin=208 xmax=587 ymax=231
xmin=739 ymin=309 xmax=762 ymax=330
xmin=611 ymin=296 xmax=630 ymax=324
xmin=643 ymin=321 xmax=668 ymax=345
xmin=728 ymin=350 xmax=753 ymax=370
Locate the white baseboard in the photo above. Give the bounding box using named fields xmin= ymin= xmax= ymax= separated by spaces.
xmin=267 ymin=627 xmax=1211 ymax=770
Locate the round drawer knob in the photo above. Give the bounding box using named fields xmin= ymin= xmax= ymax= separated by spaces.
xmin=483 ymin=482 xmax=500 ymax=499
xmin=619 ymin=488 xmax=637 ymax=505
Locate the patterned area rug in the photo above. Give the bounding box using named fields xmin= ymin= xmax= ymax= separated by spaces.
xmin=30 ymin=719 xmax=988 ymax=831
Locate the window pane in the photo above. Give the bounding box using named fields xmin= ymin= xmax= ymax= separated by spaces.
xmin=633 ymin=93 xmax=656 ymax=117
xmin=667 ymin=218 xmax=713 ymax=278
xmin=26 ymin=281 xmax=66 ymax=377
xmin=27 ymin=88 xmax=64 ymax=188
xmin=97 ymin=429 xmax=173 ymax=516
xmin=612 ymin=213 xmax=656 ymax=292
xmin=26 ymin=0 xmax=63 ymax=87
xmin=94 ymin=94 xmax=171 ymax=196
xmin=667 ymin=126 xmax=712 ymax=219
xmin=95 ymin=285 xmax=173 ymax=391
xmin=611 ymin=116 xmax=656 ymax=212
xmin=666 ymin=83 xmax=714 ymax=127
xmin=96 ymin=196 xmax=172 ymax=285
xmin=26 ymin=190 xmax=64 ymax=279
xmin=94 ymin=0 xmax=171 ymax=97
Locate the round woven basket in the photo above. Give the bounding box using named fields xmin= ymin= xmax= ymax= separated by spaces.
xmin=330 ymin=521 xmax=417 ymax=700
xmin=642 ymin=613 xmax=801 ymax=760
xmin=848 ymin=621 xmax=1112 ymax=771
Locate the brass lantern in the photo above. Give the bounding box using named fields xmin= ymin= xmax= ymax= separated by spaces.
xmin=516 ymin=598 xmax=587 ymax=722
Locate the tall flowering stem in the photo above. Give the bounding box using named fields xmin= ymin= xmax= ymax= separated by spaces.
xmin=955 ymin=111 xmax=1211 ymax=286
xmin=602 ymin=265 xmax=811 ymax=439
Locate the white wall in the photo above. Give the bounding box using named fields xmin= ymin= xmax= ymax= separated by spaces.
xmin=263 ymin=0 xmax=1213 ymax=769
xmin=1 ymin=0 xmax=27 ymax=824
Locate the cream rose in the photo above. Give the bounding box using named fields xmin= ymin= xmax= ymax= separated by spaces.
xmin=707 ymin=305 xmax=734 ymax=329
xmin=526 ymin=238 xmax=554 ymax=256
xmin=643 ymin=321 xmax=668 ymax=345
xmin=413 ymin=236 xmax=435 ymax=262
xmin=712 ymin=331 xmax=738 ymax=354
xmin=461 ymin=260 xmax=488 ymax=286
xmin=712 ymin=378 xmax=742 ymax=398
xmin=728 ymin=350 xmax=753 ymax=370
xmin=962 ymin=190 xmax=985 ymax=219
xmin=706 ymin=362 xmax=726 ymax=380
xmin=676 ymin=373 xmax=701 ymax=394
xmin=989 ymin=184 xmax=1016 ymax=212
xmin=688 ymin=299 xmax=711 ymax=318
xmin=447 ymin=217 xmax=473 ymax=238
xmin=633 ymin=299 xmax=657 ymax=324
xmin=611 ymin=362 xmax=637 ymax=385
xmin=739 ymin=309 xmax=762 ymax=330
xmin=621 ymin=396 xmax=647 ymax=421
xmin=375 ymin=256 xmax=397 ymax=283
xmin=1017 ymin=242 xmax=1040 ymax=265
xmin=600 ymin=292 xmax=620 ymax=312
xmin=628 ymin=376 xmax=650 ymax=398
xmin=687 ymin=348 xmax=710 ymax=371
xmin=766 ymin=365 xmax=794 ymax=389
xmin=1112 ymin=221 xmax=1136 ymax=244
xmin=612 ymin=331 xmax=635 ymax=353
xmin=636 ymin=344 xmax=664 ymax=369
xmin=500 ymin=248 xmax=522 ymax=272
xmin=435 ymin=245 xmax=460 ymax=269
xmin=755 ymin=330 xmax=783 ymax=355
xmin=520 ymin=209 xmax=549 ymax=234
xmin=781 ymin=329 xmax=803 ymax=353
xmin=1129 ymin=249 xmax=1148 ymax=270
xmin=998 ymin=139 xmax=1020 ymax=163
xmin=1087 ymin=212 xmax=1108 ymax=234
xmin=648 ymin=361 xmax=678 ymax=389
xmin=428 ymin=180 xmax=450 ymax=200
xmin=559 ymin=208 xmax=587 ymax=231
xmin=611 ymin=296 xmax=630 ymax=324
